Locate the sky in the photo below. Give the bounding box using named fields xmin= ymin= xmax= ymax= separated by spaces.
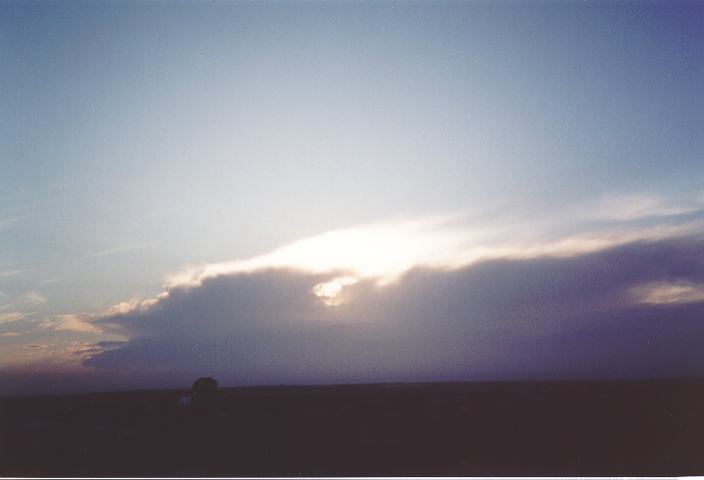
xmin=1 ymin=0 xmax=703 ymax=395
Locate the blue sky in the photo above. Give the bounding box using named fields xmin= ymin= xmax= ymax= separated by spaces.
xmin=1 ymin=0 xmax=703 ymax=394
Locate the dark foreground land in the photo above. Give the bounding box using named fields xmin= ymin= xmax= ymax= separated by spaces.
xmin=2 ymin=379 xmax=703 ymax=476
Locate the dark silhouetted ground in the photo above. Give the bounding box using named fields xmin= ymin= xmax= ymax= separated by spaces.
xmin=1 ymin=379 xmax=703 ymax=476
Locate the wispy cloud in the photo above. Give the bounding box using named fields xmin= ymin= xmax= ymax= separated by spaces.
xmin=49 ymin=314 xmax=102 ymax=334
xmin=87 ymin=243 xmax=153 ymax=259
xmin=0 ymin=269 xmax=34 ymax=278
xmin=0 ymin=214 xmax=35 ymax=230
xmin=22 ymin=291 xmax=46 ymax=305
xmin=4 ymin=340 xmax=103 ymax=371
xmin=589 ymin=193 xmax=704 ymax=222
xmin=0 ymin=312 xmax=28 ymax=324
xmin=0 ymin=291 xmax=47 ymax=312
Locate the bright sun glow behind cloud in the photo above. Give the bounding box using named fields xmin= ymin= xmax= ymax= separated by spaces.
xmin=165 ymin=214 xmax=475 ymax=289
xmin=157 ymin=201 xmax=704 ymax=308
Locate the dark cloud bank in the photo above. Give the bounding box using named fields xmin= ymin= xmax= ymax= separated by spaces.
xmin=75 ymin=236 xmax=704 ymax=391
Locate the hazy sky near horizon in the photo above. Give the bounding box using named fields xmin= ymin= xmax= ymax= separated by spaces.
xmin=1 ymin=0 xmax=703 ymax=394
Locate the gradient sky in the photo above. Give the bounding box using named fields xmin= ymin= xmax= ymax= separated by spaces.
xmin=1 ymin=0 xmax=703 ymax=395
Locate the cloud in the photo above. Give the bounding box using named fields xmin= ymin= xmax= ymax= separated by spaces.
xmin=162 ymin=210 xmax=703 ymax=299
xmin=84 ymin=235 xmax=704 ymax=387
xmin=590 ymin=192 xmax=704 ymax=221
xmin=0 ymin=312 xmax=27 ymax=324
xmin=0 ymin=218 xmax=17 ymax=230
xmin=0 ymin=214 xmax=35 ymax=230
xmin=49 ymin=314 xmax=102 ymax=334
xmin=0 ymin=291 xmax=46 ymax=315
xmin=23 ymin=291 xmax=46 ymax=305
xmin=87 ymin=243 xmax=153 ymax=258
xmin=0 ymin=269 xmax=34 ymax=278
xmin=5 ymin=192 xmax=703 ymax=393
xmin=630 ymin=281 xmax=704 ymax=305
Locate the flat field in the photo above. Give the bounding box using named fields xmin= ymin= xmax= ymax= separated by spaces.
xmin=1 ymin=379 xmax=703 ymax=476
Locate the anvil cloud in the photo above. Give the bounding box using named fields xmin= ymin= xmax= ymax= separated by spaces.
xmin=74 ymin=200 xmax=704 ymax=391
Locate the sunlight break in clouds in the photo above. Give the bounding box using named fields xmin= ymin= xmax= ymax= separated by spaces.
xmin=631 ymin=281 xmax=704 ymax=306
xmin=311 ymin=276 xmax=359 ymax=306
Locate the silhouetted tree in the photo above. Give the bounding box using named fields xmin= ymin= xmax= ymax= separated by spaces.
xmin=190 ymin=377 xmax=219 ymax=412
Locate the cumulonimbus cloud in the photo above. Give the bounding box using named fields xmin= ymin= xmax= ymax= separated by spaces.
xmin=84 ymin=233 xmax=704 ymax=387
xmin=7 ymin=194 xmax=703 ymax=393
